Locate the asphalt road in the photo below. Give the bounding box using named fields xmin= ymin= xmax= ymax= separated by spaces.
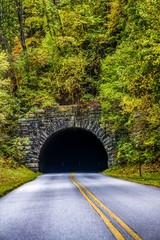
xmin=0 ymin=173 xmax=160 ymax=240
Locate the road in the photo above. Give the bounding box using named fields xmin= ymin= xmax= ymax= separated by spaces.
xmin=0 ymin=173 xmax=160 ymax=240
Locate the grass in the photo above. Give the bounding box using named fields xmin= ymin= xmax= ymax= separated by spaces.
xmin=103 ymin=163 xmax=160 ymax=188
xmin=0 ymin=159 xmax=40 ymax=197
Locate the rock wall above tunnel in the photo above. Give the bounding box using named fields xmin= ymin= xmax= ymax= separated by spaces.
xmin=18 ymin=105 xmax=117 ymax=172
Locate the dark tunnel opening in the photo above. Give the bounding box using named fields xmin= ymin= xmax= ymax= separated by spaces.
xmin=39 ymin=127 xmax=108 ymax=173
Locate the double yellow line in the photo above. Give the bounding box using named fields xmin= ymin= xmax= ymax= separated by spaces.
xmin=70 ymin=173 xmax=141 ymax=240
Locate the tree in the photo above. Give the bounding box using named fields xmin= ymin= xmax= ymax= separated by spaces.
xmin=100 ymin=0 xmax=160 ymax=168
xmin=0 ymin=51 xmax=16 ymax=157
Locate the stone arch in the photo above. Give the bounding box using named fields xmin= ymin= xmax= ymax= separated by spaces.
xmin=24 ymin=119 xmax=115 ymax=172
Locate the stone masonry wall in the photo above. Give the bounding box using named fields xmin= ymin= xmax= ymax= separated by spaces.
xmin=19 ymin=105 xmax=116 ymax=172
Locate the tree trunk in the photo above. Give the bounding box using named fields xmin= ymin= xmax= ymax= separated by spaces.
xmin=139 ymin=162 xmax=142 ymax=177
xmin=15 ymin=0 xmax=27 ymax=52
xmin=0 ymin=0 xmax=7 ymax=50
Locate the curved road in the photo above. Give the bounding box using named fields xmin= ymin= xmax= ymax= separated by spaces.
xmin=0 ymin=173 xmax=160 ymax=240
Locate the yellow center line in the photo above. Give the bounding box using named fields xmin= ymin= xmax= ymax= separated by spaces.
xmin=71 ymin=173 xmax=142 ymax=240
xmin=70 ymin=173 xmax=125 ymax=240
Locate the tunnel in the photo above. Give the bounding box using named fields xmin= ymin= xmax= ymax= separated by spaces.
xmin=38 ymin=127 xmax=108 ymax=173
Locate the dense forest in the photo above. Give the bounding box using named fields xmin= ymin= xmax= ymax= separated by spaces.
xmin=0 ymin=0 xmax=159 ymax=168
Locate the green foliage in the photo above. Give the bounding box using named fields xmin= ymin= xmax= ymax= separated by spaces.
xmin=1 ymin=137 xmax=30 ymax=162
xmin=100 ymin=0 xmax=160 ymax=166
xmin=0 ymin=52 xmax=15 ymax=134
xmin=0 ymin=0 xmax=159 ymax=169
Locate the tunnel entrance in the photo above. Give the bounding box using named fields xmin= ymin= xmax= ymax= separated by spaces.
xmin=39 ymin=127 xmax=108 ymax=173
